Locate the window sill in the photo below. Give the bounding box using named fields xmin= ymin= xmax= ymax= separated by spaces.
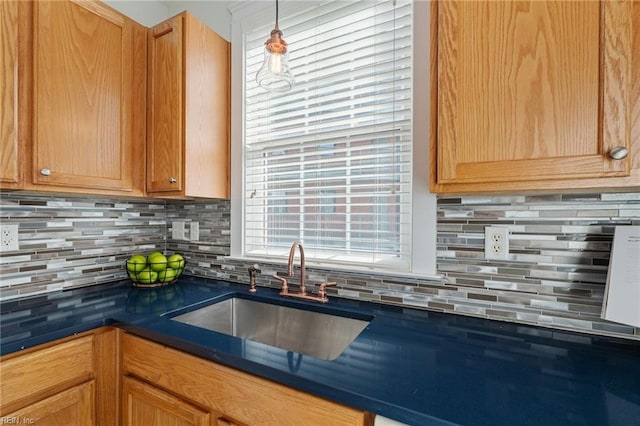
xmin=226 ymin=255 xmax=443 ymax=283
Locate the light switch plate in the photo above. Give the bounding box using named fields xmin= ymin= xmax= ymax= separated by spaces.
xmin=172 ymin=221 xmax=186 ymax=240
xmin=1 ymin=223 xmax=19 ymax=252
xmin=190 ymin=221 xmax=199 ymax=241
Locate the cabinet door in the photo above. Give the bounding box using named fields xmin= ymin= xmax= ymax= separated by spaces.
xmin=147 ymin=15 xmax=184 ymax=193
xmin=122 ymin=376 xmax=210 ymax=426
xmin=1 ymin=335 xmax=94 ymax=415
xmin=183 ymin=12 xmax=230 ymax=199
xmin=5 ymin=381 xmax=95 ymax=426
xmin=31 ymin=0 xmax=137 ymax=191
xmin=434 ymin=0 xmax=632 ymax=188
xmin=0 ymin=0 xmax=19 ymax=186
xmin=122 ymin=333 xmax=371 ymax=426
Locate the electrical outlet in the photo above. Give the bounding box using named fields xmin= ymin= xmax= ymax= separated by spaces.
xmin=485 ymin=226 xmax=509 ymax=260
xmin=1 ymin=223 xmax=19 ymax=252
xmin=172 ymin=221 xmax=186 ymax=240
xmin=190 ymin=221 xmax=199 ymax=242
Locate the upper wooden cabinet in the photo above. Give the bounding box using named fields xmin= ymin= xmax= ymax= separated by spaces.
xmin=147 ymin=12 xmax=230 ymax=199
xmin=0 ymin=0 xmax=20 ymax=187
xmin=31 ymin=1 xmax=146 ymax=194
xmin=0 ymin=0 xmax=146 ymax=196
xmin=430 ymin=0 xmax=640 ymax=193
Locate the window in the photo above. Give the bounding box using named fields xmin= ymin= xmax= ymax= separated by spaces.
xmin=231 ymin=0 xmax=436 ymax=275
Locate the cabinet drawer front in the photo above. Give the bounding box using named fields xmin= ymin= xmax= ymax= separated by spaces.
xmin=0 ymin=335 xmax=94 ymax=413
xmin=122 ymin=334 xmax=369 ymax=426
xmin=5 ymin=380 xmax=95 ymax=426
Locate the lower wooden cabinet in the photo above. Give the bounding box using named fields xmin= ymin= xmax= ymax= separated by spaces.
xmin=123 ymin=376 xmax=245 ymax=426
xmin=123 ymin=376 xmax=211 ymax=426
xmin=0 ymin=327 xmax=119 ymax=426
xmin=122 ymin=333 xmax=373 ymax=426
xmin=1 ymin=328 xmax=373 ymax=426
xmin=5 ymin=381 xmax=95 ymax=426
xmin=0 ymin=335 xmax=94 ymax=414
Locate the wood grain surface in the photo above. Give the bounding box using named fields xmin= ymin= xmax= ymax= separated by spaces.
xmin=184 ymin=12 xmax=230 ymax=199
xmin=123 ymin=376 xmax=210 ymax=426
xmin=4 ymin=381 xmax=95 ymax=426
xmin=1 ymin=0 xmax=19 ymax=185
xmin=122 ymin=333 xmax=372 ymax=426
xmin=147 ymin=14 xmax=184 ymax=193
xmin=25 ymin=0 xmax=147 ymax=194
xmin=0 ymin=335 xmax=94 ymax=415
xmin=146 ymin=12 xmax=230 ymax=198
xmin=432 ymin=0 xmax=636 ymax=193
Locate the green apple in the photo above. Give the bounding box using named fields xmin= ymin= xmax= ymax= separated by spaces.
xmin=127 ymin=254 xmax=147 ymax=272
xmin=158 ymin=268 xmax=176 ymax=283
xmin=136 ymin=269 xmax=158 ymax=284
xmin=148 ymin=253 xmax=168 ymax=272
xmin=167 ymin=254 xmax=184 ymax=270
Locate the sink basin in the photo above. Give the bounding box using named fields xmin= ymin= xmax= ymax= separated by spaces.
xmin=170 ymin=297 xmax=372 ymax=360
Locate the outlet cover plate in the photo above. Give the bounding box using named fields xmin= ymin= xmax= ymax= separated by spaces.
xmin=485 ymin=226 xmax=509 ymax=260
xmin=1 ymin=223 xmax=19 ymax=252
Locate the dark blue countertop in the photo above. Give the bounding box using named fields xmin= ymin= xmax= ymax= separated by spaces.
xmin=2 ymin=276 xmax=640 ymax=426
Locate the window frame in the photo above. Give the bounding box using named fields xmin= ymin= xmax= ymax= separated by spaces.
xmin=229 ymin=0 xmax=436 ymax=277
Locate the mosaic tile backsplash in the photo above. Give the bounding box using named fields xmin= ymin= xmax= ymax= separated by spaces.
xmin=0 ymin=192 xmax=167 ymax=299
xmin=2 ymin=191 xmax=639 ymax=340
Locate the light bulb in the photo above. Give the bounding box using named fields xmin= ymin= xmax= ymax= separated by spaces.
xmin=268 ymin=52 xmax=283 ymax=74
xmin=256 ymin=25 xmax=295 ymax=93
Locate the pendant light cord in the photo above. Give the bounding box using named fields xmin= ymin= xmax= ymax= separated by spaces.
xmin=275 ymin=0 xmax=279 ymax=26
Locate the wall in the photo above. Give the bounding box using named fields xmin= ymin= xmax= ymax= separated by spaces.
xmin=103 ymin=0 xmax=232 ymax=39
xmin=165 ymin=1 xmax=232 ymax=41
xmin=1 ymin=191 xmax=639 ymax=341
xmin=104 ymin=0 xmax=170 ymax=27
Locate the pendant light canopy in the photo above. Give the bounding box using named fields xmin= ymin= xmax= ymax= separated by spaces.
xmin=256 ymin=0 xmax=295 ymax=93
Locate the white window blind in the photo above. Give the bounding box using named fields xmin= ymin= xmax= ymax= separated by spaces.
xmin=243 ymin=0 xmax=413 ymax=271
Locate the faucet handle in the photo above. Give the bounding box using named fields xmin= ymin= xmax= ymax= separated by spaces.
xmin=248 ymin=264 xmax=261 ymax=293
xmin=317 ymin=282 xmax=337 ymax=301
xmin=273 ymin=274 xmax=289 ymax=294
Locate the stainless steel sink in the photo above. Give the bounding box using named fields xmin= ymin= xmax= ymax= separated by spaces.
xmin=171 ymin=297 xmax=371 ymax=360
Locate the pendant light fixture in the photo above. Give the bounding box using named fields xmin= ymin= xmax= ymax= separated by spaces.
xmin=256 ymin=0 xmax=295 ymax=93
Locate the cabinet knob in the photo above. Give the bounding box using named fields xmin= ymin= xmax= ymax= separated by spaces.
xmin=40 ymin=168 xmax=52 ymax=176
xmin=609 ymin=146 xmax=629 ymax=160
xmin=169 ymin=177 xmax=177 ymax=184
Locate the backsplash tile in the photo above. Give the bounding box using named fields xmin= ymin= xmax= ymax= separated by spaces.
xmin=165 ymin=193 xmax=640 ymax=340
xmin=435 ymin=193 xmax=640 ymax=339
xmin=0 ymin=192 xmax=166 ymax=298
xmin=2 ymin=190 xmax=639 ymax=341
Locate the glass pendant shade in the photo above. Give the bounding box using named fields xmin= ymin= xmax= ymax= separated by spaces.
xmin=256 ymin=25 xmax=295 ymax=92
